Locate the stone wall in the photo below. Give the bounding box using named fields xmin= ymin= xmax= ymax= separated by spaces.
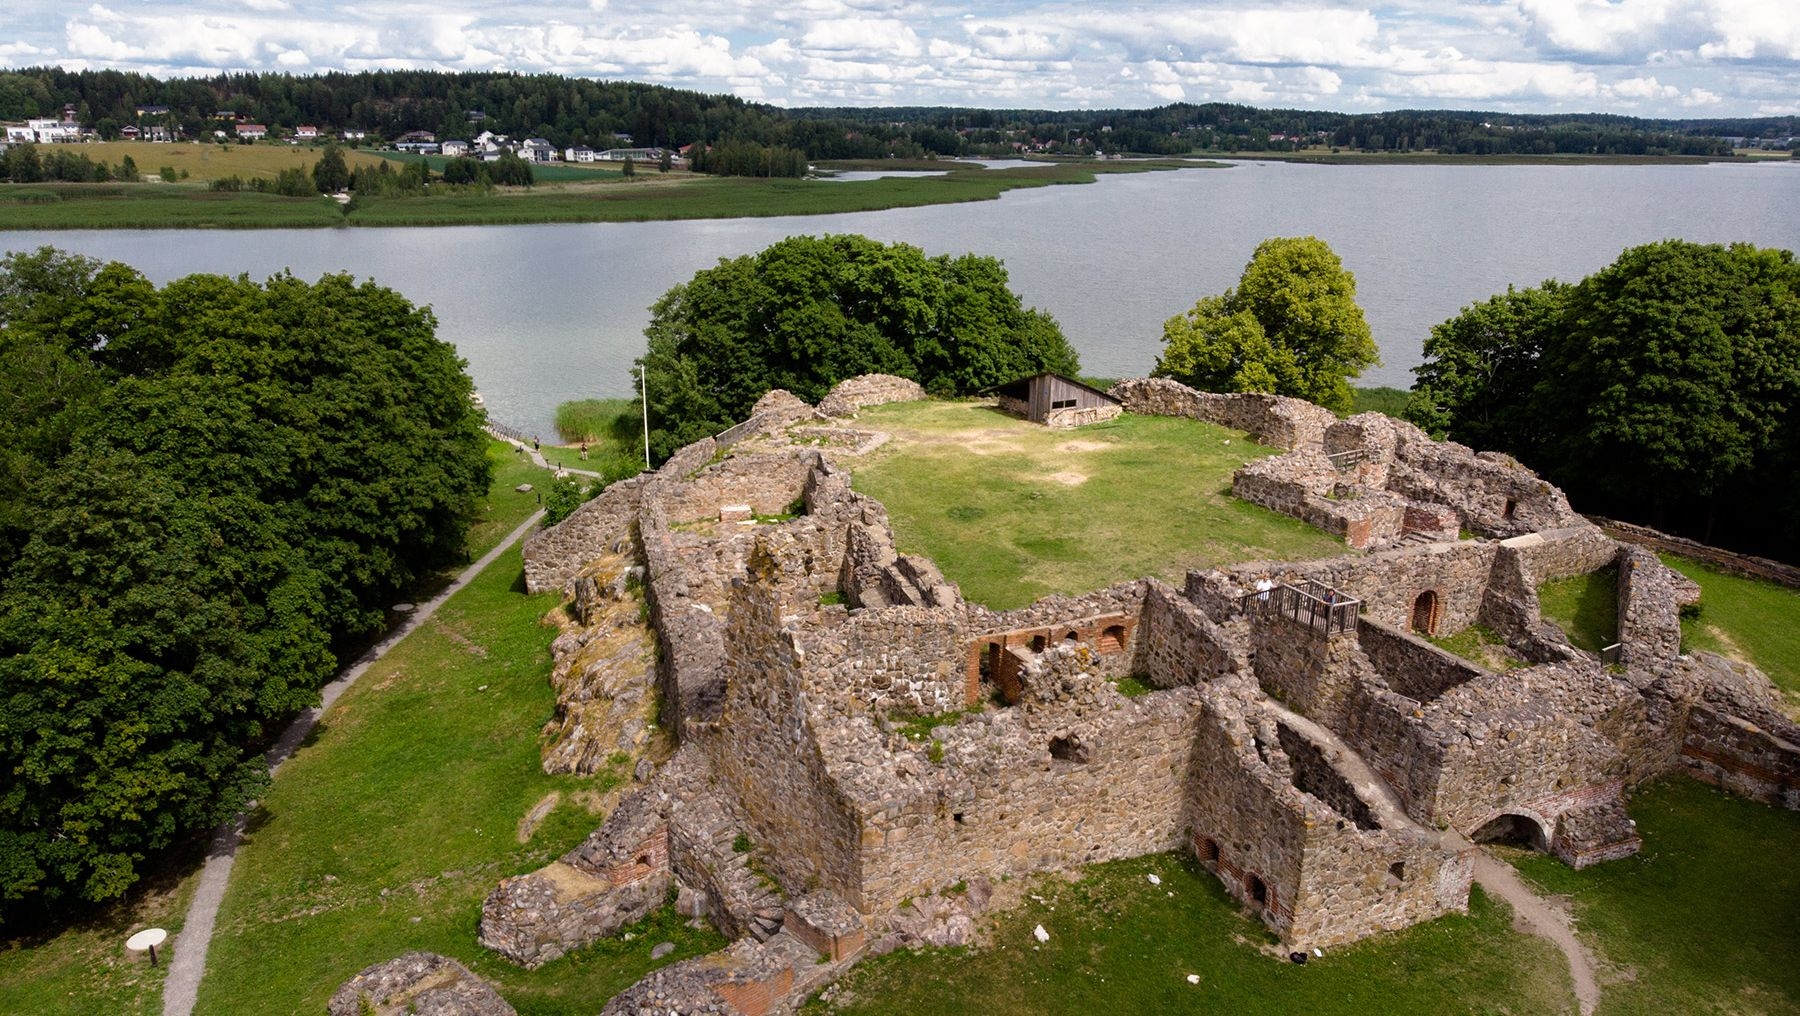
xmin=1285 ymin=541 xmax=1502 ymax=637
xmin=1107 ymin=377 xmax=1335 ymax=449
xmin=660 ymin=451 xmax=814 ymax=524
xmin=1593 ymin=516 xmax=1800 ymax=590
xmin=1337 ymin=679 xmax=1448 ymax=824
xmin=817 ymin=374 xmax=928 ymax=418
xmin=522 ymin=474 xmax=648 ymax=595
xmin=1043 ymin=404 xmax=1123 ymax=428
xmin=1679 ymin=653 xmax=1800 ymax=808
xmin=1250 ymin=612 xmax=1366 ymax=729
xmin=716 ymin=538 xmax=866 ymax=907
xmin=1136 ymin=581 xmax=1242 ymax=688
xmin=1356 ymin=621 xmax=1482 ymax=704
xmin=1616 ymin=546 xmax=1691 ymax=670
xmin=852 ymin=679 xmax=1202 ymax=912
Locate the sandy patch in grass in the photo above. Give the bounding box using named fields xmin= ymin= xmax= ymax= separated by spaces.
xmin=1048 ymin=471 xmax=1088 ymax=486
xmin=517 ymin=791 xmax=560 ymax=843
xmin=1058 ymin=440 xmax=1111 ymax=453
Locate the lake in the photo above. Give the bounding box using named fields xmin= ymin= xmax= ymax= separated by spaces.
xmin=7 ymin=160 xmax=1797 ymax=437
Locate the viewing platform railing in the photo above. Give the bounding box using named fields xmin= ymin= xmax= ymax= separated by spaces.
xmin=1242 ymin=580 xmax=1361 ymax=637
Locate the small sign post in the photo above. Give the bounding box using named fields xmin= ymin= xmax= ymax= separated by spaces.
xmin=126 ymin=927 xmax=168 ymax=967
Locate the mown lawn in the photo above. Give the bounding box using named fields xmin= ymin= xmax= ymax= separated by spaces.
xmin=195 ymin=541 xmax=721 ymax=1016
xmin=1664 ymin=554 xmax=1800 ymax=703
xmin=804 ymin=853 xmax=1573 ymax=1016
xmin=845 ymin=401 xmax=1347 ymax=609
xmin=1538 ymin=565 xmax=1619 ymax=653
xmin=1510 ymin=777 xmax=1800 ymax=1016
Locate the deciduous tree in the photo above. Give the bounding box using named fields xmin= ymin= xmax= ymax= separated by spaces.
xmin=1154 ymin=237 xmax=1377 ymax=412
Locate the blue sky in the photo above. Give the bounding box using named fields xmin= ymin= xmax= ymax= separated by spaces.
xmin=3 ymin=1 xmax=1797 ymax=117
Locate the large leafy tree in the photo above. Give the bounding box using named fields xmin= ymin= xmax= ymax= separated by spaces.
xmin=1154 ymin=236 xmax=1378 ymax=413
xmin=637 ymin=234 xmax=1079 ymax=460
xmin=0 ymin=250 xmax=490 ymax=920
xmin=1407 ymin=240 xmax=1800 ymax=553
xmin=1406 ymin=281 xmax=1568 ymax=452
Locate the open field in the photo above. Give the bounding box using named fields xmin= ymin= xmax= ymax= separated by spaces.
xmin=0 ymin=184 xmax=344 ymax=228
xmin=1510 ymin=777 xmax=1800 ymax=1016
xmin=42 ymin=140 xmax=391 ymax=182
xmin=803 ymin=854 xmax=1572 ymax=1016
xmin=1665 ymin=554 xmax=1800 ymax=705
xmin=843 ymin=401 xmax=1347 ymax=609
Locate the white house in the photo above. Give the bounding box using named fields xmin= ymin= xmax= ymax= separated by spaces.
xmin=295 ymin=125 xmax=319 ymax=140
xmin=518 ymin=139 xmax=557 ymax=163
xmin=596 ymin=147 xmax=665 ymax=163
xmin=26 ymin=118 xmax=82 ymax=143
xmin=565 ymin=146 xmax=597 ymax=163
xmin=440 ymin=139 xmax=470 ymax=158
xmin=235 ymin=123 xmax=268 ymax=140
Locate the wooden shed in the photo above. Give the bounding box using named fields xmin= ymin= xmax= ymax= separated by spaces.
xmin=991 ymin=373 xmax=1123 ymax=428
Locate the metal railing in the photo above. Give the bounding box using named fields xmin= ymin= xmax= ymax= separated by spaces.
xmin=1326 ymin=448 xmax=1367 ymax=471
xmin=1244 ymin=580 xmax=1361 ymax=637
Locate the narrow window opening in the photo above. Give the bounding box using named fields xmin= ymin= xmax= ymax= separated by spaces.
xmin=1248 ymin=875 xmax=1269 ymax=907
xmin=1388 ymin=861 xmax=1406 ymax=882
xmin=1199 ymin=837 xmax=1221 ymax=863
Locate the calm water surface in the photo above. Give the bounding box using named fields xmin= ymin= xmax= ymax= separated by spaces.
xmin=7 ymin=160 xmax=1797 ymax=436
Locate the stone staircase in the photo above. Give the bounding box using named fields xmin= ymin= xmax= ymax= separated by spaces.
xmin=672 ymin=805 xmax=786 ymax=942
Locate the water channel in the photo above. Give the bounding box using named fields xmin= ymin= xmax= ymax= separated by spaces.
xmin=7 ymin=159 xmax=1797 ymax=436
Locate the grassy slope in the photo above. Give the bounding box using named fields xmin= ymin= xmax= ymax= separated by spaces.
xmin=1511 ymin=777 xmax=1800 ymax=1016
xmin=1664 ymin=554 xmax=1800 ymax=702
xmin=845 ymin=401 xmax=1346 ymax=609
xmin=1538 ymin=566 xmax=1619 ymax=652
xmin=195 ymin=531 xmax=721 ymax=1015
xmin=805 ymin=853 xmax=1572 ymax=1016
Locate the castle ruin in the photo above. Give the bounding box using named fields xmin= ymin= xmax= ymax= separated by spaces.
xmin=338 ymin=375 xmax=1800 ymax=1016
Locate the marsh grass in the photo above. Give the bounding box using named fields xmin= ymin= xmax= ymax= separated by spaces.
xmin=1537 ymin=566 xmax=1619 ymax=652
xmin=845 ymin=401 xmax=1346 ymax=609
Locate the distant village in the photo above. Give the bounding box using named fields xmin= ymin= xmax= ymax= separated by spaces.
xmin=0 ymin=104 xmax=684 ymax=167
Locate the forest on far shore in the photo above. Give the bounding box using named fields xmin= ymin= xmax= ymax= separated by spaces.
xmin=3 ymin=66 xmax=1795 ymax=161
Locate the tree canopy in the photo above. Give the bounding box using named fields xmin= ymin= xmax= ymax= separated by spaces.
xmin=1154 ymin=236 xmax=1378 ymax=413
xmin=0 ymin=249 xmax=490 ymax=921
xmin=637 ymin=234 xmax=1079 ymax=460
xmin=1407 ymin=239 xmax=1800 ymax=557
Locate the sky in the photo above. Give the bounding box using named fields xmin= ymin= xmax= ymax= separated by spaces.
xmin=3 ymin=1 xmax=1797 ymax=118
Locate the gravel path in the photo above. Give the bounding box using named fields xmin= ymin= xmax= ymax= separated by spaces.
xmin=1471 ymin=851 xmax=1602 ymax=1015
xmin=160 ymin=509 xmax=546 ymax=1016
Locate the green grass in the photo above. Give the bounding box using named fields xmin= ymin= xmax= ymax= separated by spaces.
xmin=1425 ymin=623 xmax=1522 ymax=670
xmin=195 ymin=540 xmax=722 ymax=1015
xmin=1509 ymin=777 xmax=1800 ymax=1016
xmin=1348 ymin=386 xmax=1412 ymax=418
xmin=804 ymin=853 xmax=1572 ymax=1016
xmin=0 ymin=851 xmax=201 ymax=1016
xmin=1664 ymin=554 xmax=1800 ymax=704
xmin=845 ymin=401 xmax=1346 ymax=609
xmin=1538 ymin=566 xmax=1619 ymax=653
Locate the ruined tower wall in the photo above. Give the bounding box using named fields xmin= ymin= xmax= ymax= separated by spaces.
xmin=523 ymin=474 xmax=650 ymax=594
xmin=1107 ymin=377 xmax=1336 ymax=449
xmin=1137 ymin=582 xmax=1240 ymax=688
xmin=717 ymin=573 xmax=864 ymax=907
xmin=1357 ymin=621 xmax=1484 ymax=704
xmin=856 ymin=686 xmax=1201 ymax=911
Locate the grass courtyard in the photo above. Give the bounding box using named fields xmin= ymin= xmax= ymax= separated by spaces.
xmin=1665 ymin=555 xmax=1800 ymax=706
xmin=843 ymin=401 xmax=1347 ymax=610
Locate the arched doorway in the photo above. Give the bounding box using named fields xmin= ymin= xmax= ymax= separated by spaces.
xmin=1471 ymin=813 xmax=1549 ymax=852
xmin=1097 ymin=625 xmax=1126 ymax=653
xmin=1411 ymin=590 xmax=1441 ymax=635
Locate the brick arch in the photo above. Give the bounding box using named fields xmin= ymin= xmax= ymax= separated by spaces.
xmin=1469 ymin=808 xmax=1553 ymax=852
xmin=1097 ymin=624 xmax=1127 ymax=653
xmin=1411 ymin=589 xmax=1443 ymax=635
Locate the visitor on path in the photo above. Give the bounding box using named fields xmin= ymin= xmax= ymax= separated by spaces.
xmin=1256 ymin=576 xmax=1274 ymax=603
xmin=532 ymin=435 xmax=540 ymax=452
xmin=580 ymin=440 xmax=589 ymax=460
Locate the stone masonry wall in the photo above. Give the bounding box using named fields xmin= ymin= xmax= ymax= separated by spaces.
xmin=716 ymin=538 xmax=866 ymax=906
xmin=523 ymin=474 xmax=649 ymax=595
xmin=1616 ymin=546 xmax=1689 ymax=670
xmin=817 ymin=374 xmax=928 ymax=418
xmin=1337 ymin=679 xmax=1448 ymax=825
xmin=1107 ymin=377 xmax=1336 ymax=449
xmin=1357 ymin=621 xmax=1483 ymax=704
xmin=854 ymin=682 xmax=1202 ymax=912
xmin=1137 ymin=581 xmax=1243 ymax=688
xmin=1250 ymin=613 xmax=1367 ymax=730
